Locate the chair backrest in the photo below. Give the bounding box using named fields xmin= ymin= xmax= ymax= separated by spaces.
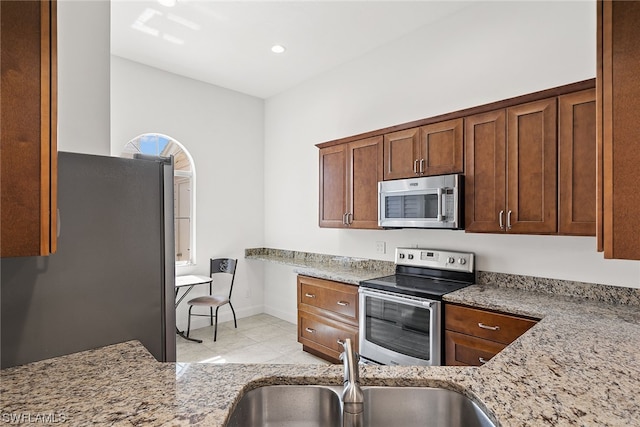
xmin=210 ymin=258 xmax=237 ymax=299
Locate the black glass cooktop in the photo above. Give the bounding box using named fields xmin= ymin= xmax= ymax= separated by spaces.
xmin=360 ymin=273 xmax=473 ymax=300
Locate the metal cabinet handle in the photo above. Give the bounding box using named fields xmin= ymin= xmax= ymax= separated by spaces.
xmin=478 ymin=322 xmax=500 ymax=331
xmin=499 ymin=210 xmax=504 ymax=230
xmin=305 ymin=327 xmax=315 ymax=334
xmin=479 ymin=357 xmax=489 ymax=365
xmin=342 ymin=213 xmax=348 ymax=225
xmin=346 ymin=212 xmax=353 ymax=225
xmin=507 ymin=210 xmax=512 ymax=230
xmin=337 ymin=301 xmax=349 ymax=306
xmin=304 ymin=293 xmax=316 ymax=298
xmin=419 ymin=158 xmax=425 ymax=174
xmin=413 ymin=159 xmax=419 ymax=174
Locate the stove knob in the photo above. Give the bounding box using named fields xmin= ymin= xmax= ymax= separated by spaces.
xmin=458 ymin=258 xmax=467 ymax=265
xmin=408 ymin=254 xmax=414 ymax=260
xmin=447 ymin=257 xmax=455 ymax=264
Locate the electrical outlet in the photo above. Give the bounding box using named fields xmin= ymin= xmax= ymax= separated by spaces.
xmin=375 ymin=241 xmax=386 ymax=254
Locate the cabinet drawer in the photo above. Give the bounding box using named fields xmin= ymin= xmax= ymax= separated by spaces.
xmin=297 ymin=276 xmax=358 ymax=322
xmin=445 ymin=330 xmax=505 ymax=366
xmin=445 ymin=304 xmax=536 ymax=345
xmin=298 ymin=312 xmax=358 ymax=361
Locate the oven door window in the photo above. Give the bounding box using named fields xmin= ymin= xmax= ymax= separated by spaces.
xmin=384 ymin=192 xmax=439 ymax=220
xmin=363 ymin=295 xmax=432 ymax=360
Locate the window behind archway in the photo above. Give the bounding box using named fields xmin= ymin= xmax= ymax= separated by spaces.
xmin=122 ymin=133 xmax=196 ymax=266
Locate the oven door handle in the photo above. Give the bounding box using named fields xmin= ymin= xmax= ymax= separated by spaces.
xmin=359 ymin=288 xmax=438 ymax=308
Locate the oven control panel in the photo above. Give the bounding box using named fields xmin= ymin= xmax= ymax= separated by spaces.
xmin=395 ymin=248 xmax=474 ymax=273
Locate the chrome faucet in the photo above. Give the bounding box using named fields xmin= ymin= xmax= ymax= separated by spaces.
xmin=341 ymin=338 xmax=364 ymax=427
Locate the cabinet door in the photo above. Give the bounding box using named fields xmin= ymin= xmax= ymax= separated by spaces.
xmin=419 ymin=118 xmax=463 ymax=176
xmin=383 ymin=128 xmax=419 ymax=180
xmin=464 ymin=110 xmax=506 ymax=233
xmin=559 ymin=89 xmax=596 ymax=236
xmin=598 ymin=0 xmax=640 ymax=259
xmin=1 ymin=0 xmax=57 ymax=257
xmin=319 ymin=145 xmax=347 ymax=228
xmin=347 ymin=136 xmax=382 ymax=229
xmin=445 ymin=330 xmax=505 ymax=367
xmin=506 ymin=98 xmax=557 ymax=234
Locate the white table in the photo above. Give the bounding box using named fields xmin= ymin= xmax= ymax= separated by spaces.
xmin=175 ymin=275 xmax=213 ymax=343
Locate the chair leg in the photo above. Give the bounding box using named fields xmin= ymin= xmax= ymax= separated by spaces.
xmin=229 ymin=302 xmax=238 ymax=328
xmin=210 ymin=307 xmax=214 ymax=326
xmin=186 ymin=305 xmax=193 ymax=338
xmin=214 ymin=306 xmax=220 ymax=342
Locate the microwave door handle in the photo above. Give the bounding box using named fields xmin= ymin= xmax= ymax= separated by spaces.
xmin=437 ymin=188 xmax=444 ymax=221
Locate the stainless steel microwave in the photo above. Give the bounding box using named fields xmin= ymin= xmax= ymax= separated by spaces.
xmin=378 ymin=174 xmax=463 ymax=229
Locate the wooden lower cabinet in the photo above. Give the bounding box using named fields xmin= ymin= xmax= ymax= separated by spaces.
xmin=297 ymin=275 xmax=359 ymax=363
xmin=444 ymin=304 xmax=537 ymax=366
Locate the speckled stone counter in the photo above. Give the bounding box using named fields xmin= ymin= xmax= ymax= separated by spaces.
xmin=245 ymin=247 xmax=395 ymax=284
xmin=3 ymin=265 xmax=640 ymax=425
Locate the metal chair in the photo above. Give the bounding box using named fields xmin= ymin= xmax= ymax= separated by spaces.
xmin=186 ymin=258 xmax=238 ymax=341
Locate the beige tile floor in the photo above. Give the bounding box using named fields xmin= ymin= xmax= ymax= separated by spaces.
xmin=176 ymin=313 xmax=331 ymax=365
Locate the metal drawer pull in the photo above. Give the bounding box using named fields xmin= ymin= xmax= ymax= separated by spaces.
xmin=478 ymin=322 xmax=500 ymax=331
xmin=499 ymin=210 xmax=504 ymax=229
xmin=337 ymin=301 xmax=350 ymax=306
xmin=507 ymin=210 xmax=512 ymax=230
xmin=305 ymin=327 xmax=316 ymax=334
xmin=413 ymin=159 xmax=419 ymax=174
xmin=337 ymin=339 xmax=345 ymax=345
xmin=479 ymin=357 xmax=489 ymax=364
xmin=305 ymin=293 xmax=316 ymax=298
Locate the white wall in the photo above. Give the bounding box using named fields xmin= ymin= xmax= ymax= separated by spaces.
xmin=263 ymin=1 xmax=639 ymax=319
xmin=110 ymin=56 xmax=266 ymax=330
xmin=57 ymin=0 xmax=110 ymax=155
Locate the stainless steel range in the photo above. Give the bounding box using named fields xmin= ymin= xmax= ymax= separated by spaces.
xmin=359 ymin=247 xmax=475 ymax=366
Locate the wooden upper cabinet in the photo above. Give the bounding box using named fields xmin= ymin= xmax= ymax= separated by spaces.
xmin=419 ymin=118 xmax=464 ymax=176
xmin=383 ymin=118 xmax=463 ymax=180
xmin=319 ymin=145 xmax=347 ymax=228
xmin=347 ymin=136 xmax=383 ymax=229
xmin=382 ymin=128 xmax=419 ymax=180
xmin=507 ymin=98 xmax=557 ymax=234
xmin=559 ymin=89 xmax=596 ymax=236
xmin=597 ymin=0 xmax=640 ymax=259
xmin=1 ymin=0 xmax=57 ymax=257
xmin=464 ymin=110 xmax=506 ymax=233
xmin=319 ymin=136 xmax=382 ymax=229
xmin=465 ymin=98 xmax=557 ymax=234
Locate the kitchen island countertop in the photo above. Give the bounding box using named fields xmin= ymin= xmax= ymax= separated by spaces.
xmin=2 ymin=283 xmax=640 ymax=426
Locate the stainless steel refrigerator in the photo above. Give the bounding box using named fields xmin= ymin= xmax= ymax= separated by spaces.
xmin=1 ymin=152 xmax=176 ymax=368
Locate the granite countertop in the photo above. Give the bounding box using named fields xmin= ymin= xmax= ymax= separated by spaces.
xmin=245 ymin=247 xmax=395 ymax=284
xmin=3 ymin=257 xmax=640 ymax=426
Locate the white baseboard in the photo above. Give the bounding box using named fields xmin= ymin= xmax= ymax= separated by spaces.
xmin=263 ymin=305 xmax=297 ymax=325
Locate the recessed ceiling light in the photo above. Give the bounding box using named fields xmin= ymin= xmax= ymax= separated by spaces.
xmin=158 ymin=0 xmax=177 ymax=7
xmin=271 ymin=45 xmax=286 ymax=54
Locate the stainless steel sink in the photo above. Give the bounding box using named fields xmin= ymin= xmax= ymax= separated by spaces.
xmin=225 ymin=385 xmax=342 ymax=427
xmin=362 ymin=386 xmax=495 ymax=427
xmin=225 ymin=385 xmax=495 ymax=427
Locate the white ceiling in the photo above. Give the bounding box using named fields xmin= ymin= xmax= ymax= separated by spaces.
xmin=110 ymin=1 xmax=471 ymax=99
